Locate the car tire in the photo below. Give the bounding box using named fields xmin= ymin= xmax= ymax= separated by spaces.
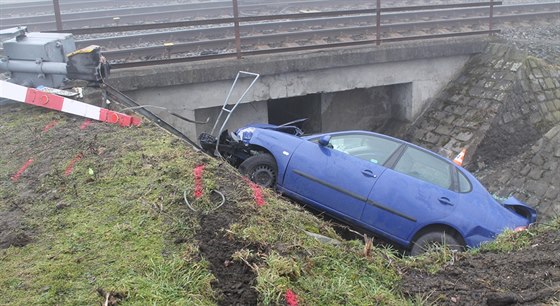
xmin=238 ymin=153 xmax=277 ymax=188
xmin=410 ymin=231 xmax=464 ymax=256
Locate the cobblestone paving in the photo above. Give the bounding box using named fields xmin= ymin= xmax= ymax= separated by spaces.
xmin=478 ymin=126 xmax=560 ymax=219
xmin=405 ymin=43 xmax=560 ymax=220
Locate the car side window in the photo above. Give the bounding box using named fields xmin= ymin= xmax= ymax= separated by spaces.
xmin=328 ymin=134 xmax=400 ymax=165
xmin=394 ymin=146 xmax=453 ymax=189
xmin=458 ymin=170 xmax=472 ymax=193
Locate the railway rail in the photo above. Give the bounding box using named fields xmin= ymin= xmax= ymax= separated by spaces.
xmin=2 ymin=0 xmax=382 ymax=30
xmin=74 ymin=3 xmax=559 ymax=49
xmin=99 ymin=2 xmax=560 ymax=68
xmin=1 ymin=1 xmax=558 ymax=69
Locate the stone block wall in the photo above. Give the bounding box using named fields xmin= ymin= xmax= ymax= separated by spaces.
xmin=478 ymin=126 xmax=560 ymax=219
xmin=405 ymin=43 xmax=560 ymax=220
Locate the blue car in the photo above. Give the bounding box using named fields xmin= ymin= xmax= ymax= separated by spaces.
xmin=200 ymin=123 xmax=537 ymax=255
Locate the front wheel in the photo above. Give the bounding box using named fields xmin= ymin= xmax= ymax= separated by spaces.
xmin=238 ymin=153 xmax=277 ymax=188
xmin=410 ymin=230 xmax=464 ymax=256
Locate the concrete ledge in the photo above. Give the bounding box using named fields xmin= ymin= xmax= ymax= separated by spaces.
xmin=109 ymin=36 xmax=491 ymax=91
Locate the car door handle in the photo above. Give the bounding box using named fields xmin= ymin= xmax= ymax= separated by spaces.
xmin=361 ymin=170 xmax=377 ymax=178
xmin=439 ymin=197 xmax=454 ymax=206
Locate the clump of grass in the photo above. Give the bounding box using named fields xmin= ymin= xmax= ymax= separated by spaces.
xmin=474 ymin=217 xmax=559 ymax=254
xmin=115 ymin=256 xmax=214 ymax=304
xmin=401 ymin=245 xmax=464 ymax=275
xmin=474 ymin=229 xmax=533 ymax=253
xmin=0 ymin=109 xmax=216 ymax=305
xmin=227 ymin=187 xmax=405 ymax=305
xmin=5 ymin=105 xmax=556 ymax=305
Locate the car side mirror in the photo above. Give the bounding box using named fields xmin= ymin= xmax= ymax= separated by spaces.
xmin=318 ymin=135 xmax=331 ymax=147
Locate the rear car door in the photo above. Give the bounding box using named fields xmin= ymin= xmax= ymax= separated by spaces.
xmin=282 ymin=132 xmax=401 ymax=221
xmin=362 ymin=145 xmax=458 ymax=241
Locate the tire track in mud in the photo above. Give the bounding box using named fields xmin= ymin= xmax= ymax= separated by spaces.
xmin=195 ymin=197 xmax=263 ymax=305
xmin=400 ymin=229 xmax=560 ymax=305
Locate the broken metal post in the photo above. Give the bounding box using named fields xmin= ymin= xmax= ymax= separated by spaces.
xmin=232 ymin=0 xmax=242 ymax=59
xmin=210 ymin=71 xmax=260 ymax=156
xmin=53 ymin=0 xmax=63 ymax=31
xmin=376 ymin=0 xmax=381 ymax=45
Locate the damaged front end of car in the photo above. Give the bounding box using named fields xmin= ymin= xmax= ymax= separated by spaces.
xmin=199 ymin=129 xmax=252 ymax=167
xmin=199 ymin=122 xmax=305 ymax=167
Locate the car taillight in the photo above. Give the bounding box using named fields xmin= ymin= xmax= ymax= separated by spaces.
xmin=514 ymin=226 xmax=527 ymax=232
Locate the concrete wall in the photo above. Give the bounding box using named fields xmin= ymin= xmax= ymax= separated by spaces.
xmin=126 ymin=55 xmax=469 ymax=138
xmin=111 ymin=38 xmax=488 ymax=139
xmin=195 ymin=101 xmax=268 ymax=137
xmin=268 ymin=94 xmax=322 ymax=133
xmin=321 ymin=86 xmax=396 ymax=132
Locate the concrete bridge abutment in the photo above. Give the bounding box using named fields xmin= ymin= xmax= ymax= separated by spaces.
xmin=108 ymin=37 xmax=490 ymax=139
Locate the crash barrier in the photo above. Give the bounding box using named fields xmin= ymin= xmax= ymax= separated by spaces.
xmin=0 ymin=80 xmax=141 ymax=127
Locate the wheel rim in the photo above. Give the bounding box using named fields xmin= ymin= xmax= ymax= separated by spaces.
xmin=252 ymin=165 xmax=275 ymax=187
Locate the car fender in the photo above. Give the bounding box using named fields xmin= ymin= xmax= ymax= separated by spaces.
xmin=409 ymin=196 xmax=530 ymax=249
xmin=502 ymin=196 xmax=537 ymax=223
xmin=245 ymin=128 xmax=305 ymax=186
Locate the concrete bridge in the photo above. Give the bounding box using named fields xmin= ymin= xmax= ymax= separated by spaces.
xmin=108 ymin=36 xmax=490 ymax=139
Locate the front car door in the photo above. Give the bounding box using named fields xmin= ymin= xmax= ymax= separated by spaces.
xmin=281 ymin=132 xmax=401 ymax=222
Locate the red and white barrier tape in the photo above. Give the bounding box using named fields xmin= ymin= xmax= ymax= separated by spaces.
xmin=0 ymin=80 xmax=141 ymax=127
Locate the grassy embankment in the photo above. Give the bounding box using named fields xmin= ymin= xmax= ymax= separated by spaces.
xmin=1 ymin=104 xmax=556 ymax=305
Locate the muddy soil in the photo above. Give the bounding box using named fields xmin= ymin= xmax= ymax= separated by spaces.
xmin=196 ymin=203 xmax=262 ymax=306
xmin=0 ymin=209 xmax=32 ymax=249
xmin=471 ymin=114 xmax=544 ymax=171
xmin=0 ymin=105 xmax=112 ymax=250
xmin=400 ymin=229 xmax=560 ymax=305
xmin=194 ymin=165 xmax=265 ymax=306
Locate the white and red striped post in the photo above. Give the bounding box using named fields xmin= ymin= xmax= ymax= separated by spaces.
xmin=0 ymin=80 xmax=141 ymax=127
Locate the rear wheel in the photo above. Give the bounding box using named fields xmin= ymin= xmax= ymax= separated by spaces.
xmin=410 ymin=230 xmax=464 ymax=256
xmin=238 ymin=153 xmax=277 ymax=188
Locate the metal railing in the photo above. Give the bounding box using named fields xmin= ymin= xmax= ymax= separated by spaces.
xmin=46 ymin=1 xmax=510 ymax=67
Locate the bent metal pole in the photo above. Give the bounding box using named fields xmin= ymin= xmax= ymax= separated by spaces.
xmin=0 ymin=80 xmax=141 ymax=127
